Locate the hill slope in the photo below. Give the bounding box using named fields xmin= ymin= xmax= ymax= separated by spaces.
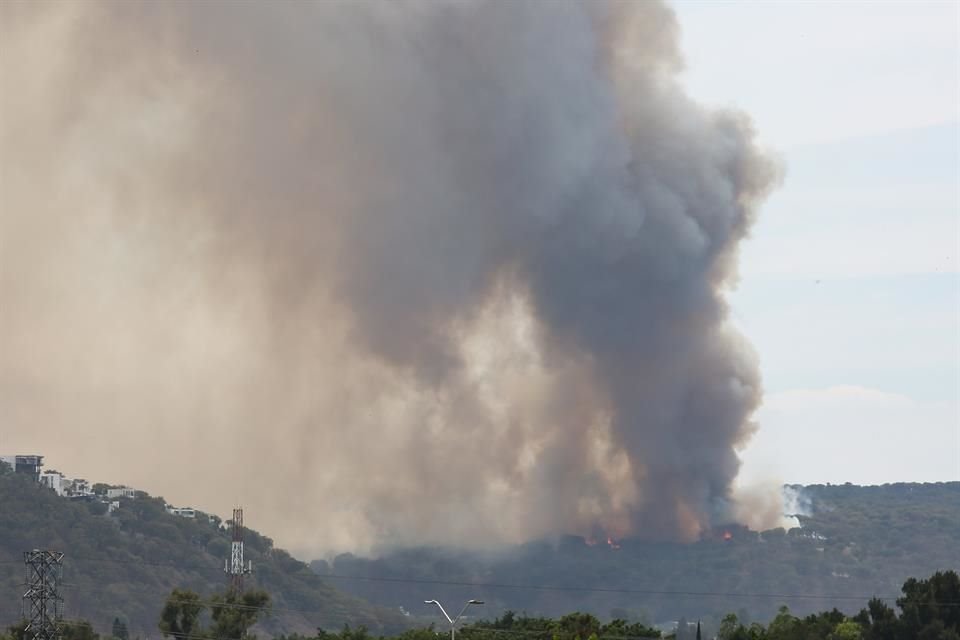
xmin=313 ymin=483 xmax=960 ymax=624
xmin=0 ymin=468 xmax=408 ymax=637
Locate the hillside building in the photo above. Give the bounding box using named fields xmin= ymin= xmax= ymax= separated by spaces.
xmin=3 ymin=454 xmax=154 ymax=521
xmin=65 ymin=478 xmax=93 ymax=499
xmin=0 ymin=454 xmax=44 ymax=479
xmin=107 ymin=486 xmax=137 ymax=499
xmin=165 ymin=505 xmax=196 ymax=518
xmin=40 ymin=470 xmax=66 ymax=496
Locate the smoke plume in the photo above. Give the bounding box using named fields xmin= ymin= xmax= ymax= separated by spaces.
xmin=0 ymin=0 xmax=781 ymax=555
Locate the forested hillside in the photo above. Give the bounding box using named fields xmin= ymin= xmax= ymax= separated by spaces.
xmin=314 ymin=483 xmax=960 ymax=625
xmin=3 ymin=463 xmax=956 ymax=635
xmin=0 ymin=468 xmax=408 ymax=637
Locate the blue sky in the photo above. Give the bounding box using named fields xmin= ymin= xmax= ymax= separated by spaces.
xmin=671 ymin=0 xmax=959 ymax=484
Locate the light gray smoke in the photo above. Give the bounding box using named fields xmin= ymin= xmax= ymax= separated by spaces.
xmin=0 ymin=0 xmax=780 ymax=554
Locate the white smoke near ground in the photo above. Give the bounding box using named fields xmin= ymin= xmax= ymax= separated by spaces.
xmin=782 ymin=485 xmax=814 ymax=524
xmin=0 ymin=0 xmax=781 ymax=556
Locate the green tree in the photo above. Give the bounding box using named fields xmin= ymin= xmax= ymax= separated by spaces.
xmin=159 ymin=589 xmax=206 ymax=640
xmin=855 ymin=598 xmax=898 ymax=640
xmin=765 ymin=606 xmax=798 ymax=639
xmin=898 ymin=570 xmax=960 ymax=635
xmin=600 ymin=618 xmax=660 ymax=638
xmin=395 ymin=627 xmax=439 ymax=640
xmin=334 ymin=625 xmax=373 ymax=640
xmin=3 ymin=621 xmax=27 ymax=640
xmin=830 ymin=621 xmax=862 ymax=640
xmin=717 ymin=614 xmax=742 ymax=640
xmin=63 ymin=621 xmax=99 ymax=640
xmin=556 ymin=613 xmax=599 ymax=640
xmin=917 ymin=621 xmax=960 ymax=640
xmin=208 ymin=589 xmax=270 ymax=640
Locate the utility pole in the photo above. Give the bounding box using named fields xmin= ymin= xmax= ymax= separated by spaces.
xmin=23 ymin=550 xmax=64 ymax=640
xmin=224 ymin=507 xmax=252 ymax=592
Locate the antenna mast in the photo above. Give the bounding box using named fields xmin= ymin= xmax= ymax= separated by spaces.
xmin=224 ymin=507 xmax=252 ymax=592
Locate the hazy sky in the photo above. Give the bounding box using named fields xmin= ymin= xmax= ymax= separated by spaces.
xmin=1 ymin=1 xmax=956 ymax=556
xmin=671 ymin=0 xmax=959 ymax=485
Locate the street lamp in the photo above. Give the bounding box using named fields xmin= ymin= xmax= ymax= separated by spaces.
xmin=424 ymin=599 xmax=484 ymax=640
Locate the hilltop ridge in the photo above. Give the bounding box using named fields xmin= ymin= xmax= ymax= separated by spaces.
xmin=0 ymin=465 xmax=408 ymax=637
xmin=4 ymin=458 xmax=957 ymax=633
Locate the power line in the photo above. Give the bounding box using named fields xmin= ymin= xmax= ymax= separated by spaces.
xmin=37 ymin=578 xmax=960 ymax=618
xmin=3 ymin=553 xmax=959 ymax=608
xmin=315 ymin=573 xmax=960 ymax=605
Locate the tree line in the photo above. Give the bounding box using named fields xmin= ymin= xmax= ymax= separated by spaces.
xmin=2 ymin=570 xmax=956 ymax=640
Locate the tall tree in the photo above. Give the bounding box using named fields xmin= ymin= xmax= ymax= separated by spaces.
xmin=208 ymin=589 xmax=271 ymax=640
xmin=63 ymin=621 xmax=99 ymax=640
xmin=159 ymin=589 xmax=206 ymax=640
xmin=898 ymin=570 xmax=960 ymax=634
xmin=831 ymin=621 xmax=862 ymax=640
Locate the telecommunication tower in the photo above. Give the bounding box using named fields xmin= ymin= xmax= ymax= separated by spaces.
xmin=224 ymin=507 xmax=252 ymax=592
xmin=22 ymin=550 xmax=64 ymax=640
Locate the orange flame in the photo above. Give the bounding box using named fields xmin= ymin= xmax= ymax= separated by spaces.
xmin=723 ymin=531 xmax=732 ymax=541
xmin=606 ymin=536 xmax=621 ymax=550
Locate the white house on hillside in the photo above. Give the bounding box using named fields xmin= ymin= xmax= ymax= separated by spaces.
xmin=166 ymin=505 xmax=196 ymax=518
xmin=65 ymin=478 xmax=93 ymax=498
xmin=40 ymin=471 xmax=66 ymax=496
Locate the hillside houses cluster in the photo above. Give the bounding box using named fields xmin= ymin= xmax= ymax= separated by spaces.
xmin=1 ymin=453 xmax=204 ymax=521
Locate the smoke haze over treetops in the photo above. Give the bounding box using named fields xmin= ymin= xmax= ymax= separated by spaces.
xmin=0 ymin=0 xmax=781 ymax=556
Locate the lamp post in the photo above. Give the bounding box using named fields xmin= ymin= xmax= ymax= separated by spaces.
xmin=424 ymin=599 xmax=484 ymax=640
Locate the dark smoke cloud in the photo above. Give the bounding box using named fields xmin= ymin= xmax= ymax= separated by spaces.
xmin=0 ymin=0 xmax=781 ymax=555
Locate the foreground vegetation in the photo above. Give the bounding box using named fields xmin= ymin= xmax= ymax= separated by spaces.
xmin=1 ymin=571 xmax=957 ymax=640
xmin=288 ymin=570 xmax=960 ymax=639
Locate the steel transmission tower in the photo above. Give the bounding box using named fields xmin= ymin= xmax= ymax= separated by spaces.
xmin=22 ymin=550 xmax=64 ymax=640
xmin=224 ymin=507 xmax=252 ymax=592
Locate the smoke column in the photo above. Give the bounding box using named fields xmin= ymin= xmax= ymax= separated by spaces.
xmin=0 ymin=0 xmax=780 ymax=555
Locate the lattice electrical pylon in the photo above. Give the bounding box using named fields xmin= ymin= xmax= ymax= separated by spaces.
xmin=22 ymin=550 xmax=64 ymax=640
xmin=224 ymin=507 xmax=252 ymax=592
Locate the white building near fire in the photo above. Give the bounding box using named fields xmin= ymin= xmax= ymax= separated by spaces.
xmin=5 ymin=453 xmax=146 ymax=508
xmin=66 ymin=478 xmax=93 ymax=498
xmin=166 ymin=505 xmax=196 ymax=519
xmin=40 ymin=471 xmax=66 ymax=496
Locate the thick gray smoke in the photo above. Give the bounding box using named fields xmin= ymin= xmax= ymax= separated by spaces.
xmin=0 ymin=0 xmax=780 ymax=554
